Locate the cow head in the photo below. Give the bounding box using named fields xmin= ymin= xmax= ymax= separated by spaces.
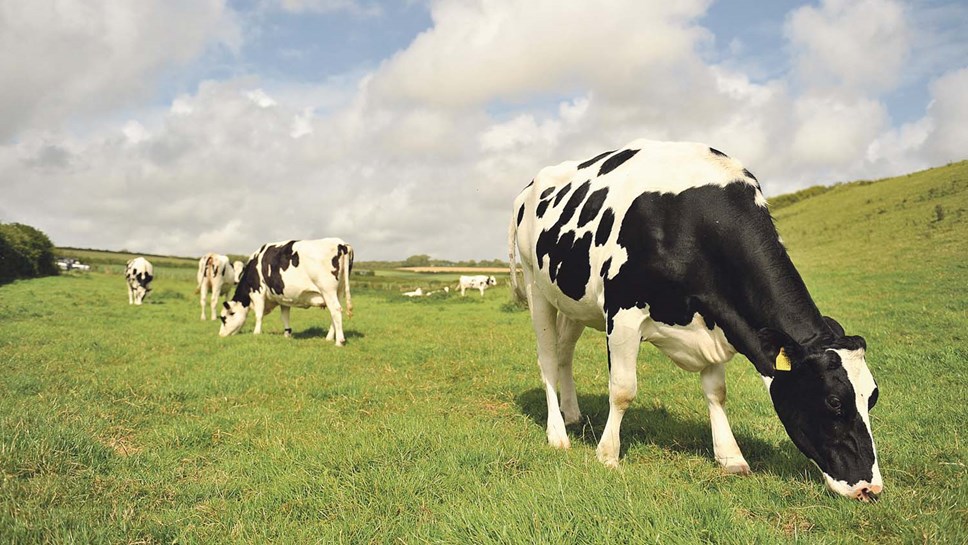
xmin=487 ymin=275 xmax=497 ymax=286
xmin=219 ymin=300 xmax=249 ymax=336
xmin=132 ymin=284 xmax=151 ymax=305
xmin=760 ymin=318 xmax=882 ymax=501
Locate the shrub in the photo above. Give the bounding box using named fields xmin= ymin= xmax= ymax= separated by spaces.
xmin=0 ymin=222 xmax=58 ymax=283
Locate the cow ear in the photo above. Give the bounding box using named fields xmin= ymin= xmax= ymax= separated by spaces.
xmin=823 ymin=316 xmax=845 ymax=338
xmin=758 ymin=328 xmax=804 ymax=373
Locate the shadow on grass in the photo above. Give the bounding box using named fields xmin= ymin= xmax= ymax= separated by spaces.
xmin=291 ymin=326 xmax=365 ymax=340
xmin=515 ymin=388 xmax=812 ymax=482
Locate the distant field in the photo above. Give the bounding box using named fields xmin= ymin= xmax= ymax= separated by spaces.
xmin=398 ymin=266 xmax=510 ymax=274
xmin=2 ymin=162 xmax=966 ymax=543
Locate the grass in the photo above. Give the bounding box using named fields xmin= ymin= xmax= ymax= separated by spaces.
xmin=2 ymin=161 xmax=967 ymax=543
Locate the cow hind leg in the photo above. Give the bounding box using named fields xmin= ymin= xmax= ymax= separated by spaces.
xmin=700 ymin=363 xmax=751 ymax=475
xmin=209 ymin=280 xmax=221 ymax=321
xmin=530 ymin=293 xmax=569 ymax=449
xmin=597 ymin=318 xmax=642 ymax=468
xmin=199 ymin=282 xmax=209 ymax=320
xmin=556 ymin=314 xmax=584 ymax=425
xmin=322 ymin=292 xmax=345 ymax=346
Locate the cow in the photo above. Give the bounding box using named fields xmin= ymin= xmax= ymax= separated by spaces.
xmin=458 ymin=275 xmax=497 ymax=296
xmin=196 ymin=253 xmax=240 ymax=320
xmin=125 ymin=257 xmax=153 ymax=305
xmin=509 ymin=139 xmax=882 ymax=501
xmin=219 ymin=238 xmax=354 ymax=346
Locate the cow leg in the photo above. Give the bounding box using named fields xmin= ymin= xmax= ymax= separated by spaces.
xmin=530 ymin=292 xmax=569 ymax=449
xmin=597 ymin=318 xmax=642 ymax=468
xmin=252 ymin=297 xmax=265 ymax=334
xmin=209 ymin=279 xmax=220 ymax=321
xmin=280 ymin=306 xmax=292 ymax=338
xmin=128 ymin=284 xmax=134 ymax=305
xmin=479 ymin=286 xmax=485 ymax=297
xmin=199 ymin=281 xmax=209 ymax=320
xmin=322 ymin=292 xmax=345 ymax=346
xmin=700 ymin=363 xmax=751 ymax=475
xmin=556 ymin=314 xmax=584 ymax=425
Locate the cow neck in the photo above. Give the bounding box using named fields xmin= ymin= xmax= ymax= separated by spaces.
xmin=702 ymin=221 xmax=830 ymax=376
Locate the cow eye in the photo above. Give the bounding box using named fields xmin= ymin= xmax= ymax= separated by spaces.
xmin=825 ymin=395 xmax=842 ymax=413
xmin=868 ymin=387 xmax=879 ymax=410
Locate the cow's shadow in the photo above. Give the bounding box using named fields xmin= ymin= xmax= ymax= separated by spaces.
xmin=515 ymin=388 xmax=813 ymax=482
xmin=291 ymin=327 xmax=365 ymax=340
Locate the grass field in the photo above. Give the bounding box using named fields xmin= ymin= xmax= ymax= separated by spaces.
xmin=2 ymin=162 xmax=966 ymax=543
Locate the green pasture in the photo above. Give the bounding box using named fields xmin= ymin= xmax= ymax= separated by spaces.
xmin=2 ymin=162 xmax=967 ymax=543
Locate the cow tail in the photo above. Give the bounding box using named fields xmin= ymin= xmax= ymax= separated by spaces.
xmin=341 ymin=245 xmax=354 ymax=318
xmin=206 ymin=255 xmax=217 ymax=285
xmin=508 ymin=209 xmax=527 ymax=305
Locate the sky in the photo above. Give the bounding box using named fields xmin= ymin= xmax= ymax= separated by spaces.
xmin=1 ymin=0 xmax=965 ymax=261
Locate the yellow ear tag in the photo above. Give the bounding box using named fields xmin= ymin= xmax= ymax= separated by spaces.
xmin=775 ymin=348 xmax=792 ymax=372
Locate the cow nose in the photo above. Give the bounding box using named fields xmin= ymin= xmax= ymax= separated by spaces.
xmin=856 ymin=487 xmax=880 ymax=503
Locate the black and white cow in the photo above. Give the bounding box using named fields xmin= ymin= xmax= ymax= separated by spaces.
xmin=125 ymin=257 xmax=153 ymax=305
xmin=219 ymin=239 xmax=354 ymax=345
xmin=458 ymin=275 xmax=497 ymax=296
xmin=197 ymin=253 xmax=240 ymax=320
xmin=509 ymin=139 xmax=882 ymax=501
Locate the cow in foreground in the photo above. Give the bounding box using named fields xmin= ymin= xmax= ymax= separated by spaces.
xmin=219 ymin=239 xmax=353 ymax=345
xmin=458 ymin=275 xmax=497 ymax=296
xmin=509 ymin=139 xmax=882 ymax=500
xmin=125 ymin=257 xmax=153 ymax=305
xmin=197 ymin=253 xmax=244 ymax=320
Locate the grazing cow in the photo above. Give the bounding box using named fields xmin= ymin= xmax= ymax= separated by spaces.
xmin=458 ymin=275 xmax=497 ymax=296
xmin=125 ymin=257 xmax=153 ymax=305
xmin=219 ymin=238 xmax=354 ymax=345
xmin=197 ymin=253 xmax=241 ymax=320
xmin=509 ymin=140 xmax=882 ymax=500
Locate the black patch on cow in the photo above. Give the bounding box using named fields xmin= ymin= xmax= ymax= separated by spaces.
xmin=598 ymin=149 xmax=639 ymax=177
xmin=553 ymin=182 xmax=572 ymax=206
xmin=709 ymin=147 xmax=728 ymax=158
xmin=596 ymin=208 xmax=614 ymax=246
xmin=333 ymin=244 xmax=350 ymax=277
xmin=600 ymin=257 xmax=612 ymax=279
xmin=536 ymin=199 xmax=550 ymax=218
xmin=578 ymin=187 xmax=608 ymax=228
xmin=231 ymin=257 xmax=261 ymax=308
xmin=540 ymin=186 xmax=555 ymax=199
xmin=524 ymin=179 xmax=534 ymax=189
xmin=578 ymin=150 xmax=615 ymax=170
xmin=601 ymin=182 xmax=828 ymax=372
xmin=261 ymin=241 xmax=299 ymax=295
xmin=516 ymin=204 xmax=526 ymax=226
xmin=535 ymin=180 xmax=594 ymax=300
xmin=742 ymin=168 xmax=757 ymax=182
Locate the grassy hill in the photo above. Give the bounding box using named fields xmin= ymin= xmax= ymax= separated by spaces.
xmin=2 ymin=161 xmax=966 ymax=543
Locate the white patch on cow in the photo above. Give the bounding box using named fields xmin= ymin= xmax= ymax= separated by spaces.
xmin=832 ymin=347 xmax=883 ymax=493
xmin=643 ymin=312 xmax=737 ymax=372
xmin=197 ymin=253 xmax=238 ymax=320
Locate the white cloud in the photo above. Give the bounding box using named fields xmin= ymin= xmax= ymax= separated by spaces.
xmin=786 ymin=0 xmax=910 ymax=92
xmin=0 ymin=0 xmax=241 ymax=141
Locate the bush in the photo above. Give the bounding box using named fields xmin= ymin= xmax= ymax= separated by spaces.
xmin=0 ymin=222 xmax=58 ymax=283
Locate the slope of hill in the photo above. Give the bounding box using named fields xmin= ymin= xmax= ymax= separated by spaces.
xmin=770 ymin=160 xmax=967 ymax=274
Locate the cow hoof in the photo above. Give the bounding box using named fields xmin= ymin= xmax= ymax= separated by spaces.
xmin=596 ymin=451 xmax=620 ymax=469
xmin=547 ymin=433 xmax=570 ymax=450
xmin=719 ymin=458 xmax=751 ymax=475
xmin=562 ymin=411 xmax=581 ymax=426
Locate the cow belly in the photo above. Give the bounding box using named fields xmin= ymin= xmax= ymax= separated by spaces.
xmin=643 ymin=312 xmax=736 ymax=371
xmin=271 ymin=291 xmax=326 ymax=309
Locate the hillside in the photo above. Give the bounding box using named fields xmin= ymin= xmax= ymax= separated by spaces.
xmin=769 ymin=160 xmax=967 ymax=274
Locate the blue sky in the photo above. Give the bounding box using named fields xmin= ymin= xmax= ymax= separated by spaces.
xmin=1 ymin=0 xmax=965 ymax=259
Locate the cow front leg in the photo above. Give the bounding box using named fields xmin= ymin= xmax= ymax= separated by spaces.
xmin=597 ymin=320 xmax=641 ymax=468
xmin=128 ymin=285 xmax=134 ymax=305
xmin=322 ymin=293 xmax=345 ymax=346
xmin=530 ymin=293 xmax=569 ymax=449
xmin=700 ymin=363 xmax=750 ymax=475
xmin=252 ymin=297 xmax=265 ymax=335
xmin=280 ymin=306 xmax=292 ymax=338
xmin=556 ymin=314 xmax=584 ymax=425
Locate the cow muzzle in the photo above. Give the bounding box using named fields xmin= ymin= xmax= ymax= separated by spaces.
xmin=823 ymin=473 xmax=883 ymax=502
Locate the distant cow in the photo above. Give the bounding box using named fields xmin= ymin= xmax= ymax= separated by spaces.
xmin=125 ymin=257 xmax=153 ymax=305
xmin=197 ymin=253 xmax=240 ymax=320
xmin=510 ymin=139 xmax=882 ymax=500
xmin=458 ymin=275 xmax=497 ymax=296
xmin=219 ymin=239 xmax=354 ymax=345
